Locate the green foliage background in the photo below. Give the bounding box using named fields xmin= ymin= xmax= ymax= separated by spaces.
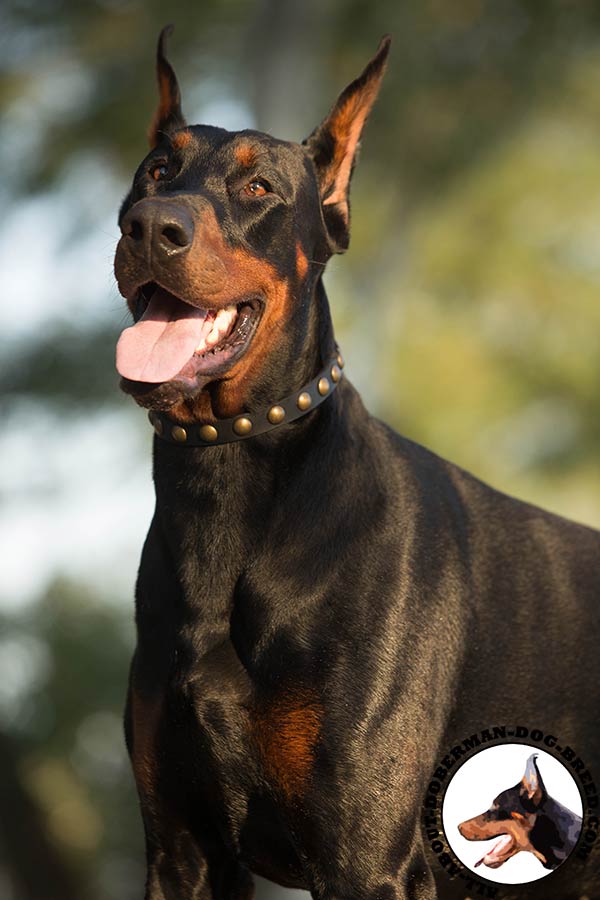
xmin=1 ymin=1 xmax=599 ymax=897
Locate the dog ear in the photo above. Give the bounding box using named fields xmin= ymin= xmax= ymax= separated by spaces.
xmin=520 ymin=754 xmax=546 ymax=808
xmin=148 ymin=25 xmax=186 ymax=149
xmin=303 ymin=36 xmax=391 ymax=254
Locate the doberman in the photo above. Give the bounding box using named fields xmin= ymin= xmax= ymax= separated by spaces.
xmin=458 ymin=754 xmax=582 ymax=872
xmin=114 ymin=26 xmax=600 ymax=900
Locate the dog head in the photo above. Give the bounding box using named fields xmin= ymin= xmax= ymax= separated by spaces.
xmin=114 ymin=26 xmax=390 ymax=421
xmin=457 ymin=754 xmax=549 ymax=869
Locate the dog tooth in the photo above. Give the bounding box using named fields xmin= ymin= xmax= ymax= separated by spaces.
xmin=205 ymin=306 xmax=237 ymax=347
xmin=192 ymin=310 xmax=217 ymax=354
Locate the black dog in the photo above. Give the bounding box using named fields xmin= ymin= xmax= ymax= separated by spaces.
xmin=458 ymin=754 xmax=582 ymax=872
xmin=114 ymin=27 xmax=600 ymax=900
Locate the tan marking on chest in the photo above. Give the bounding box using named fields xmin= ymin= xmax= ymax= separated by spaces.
xmin=254 ymin=694 xmax=322 ymax=801
xmin=130 ymin=688 xmax=163 ymax=799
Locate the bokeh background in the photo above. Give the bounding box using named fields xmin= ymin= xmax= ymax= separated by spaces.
xmin=1 ymin=1 xmax=600 ymax=898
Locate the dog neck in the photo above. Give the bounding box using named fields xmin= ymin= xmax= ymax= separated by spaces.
xmin=148 ymin=351 xmax=357 ymax=645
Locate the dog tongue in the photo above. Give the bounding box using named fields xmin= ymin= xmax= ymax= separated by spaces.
xmin=475 ymin=833 xmax=513 ymax=868
xmin=116 ymin=288 xmax=209 ymax=383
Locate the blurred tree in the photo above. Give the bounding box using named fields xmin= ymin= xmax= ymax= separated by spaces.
xmin=0 ymin=729 xmax=80 ymax=900
xmin=0 ymin=581 xmax=140 ymax=899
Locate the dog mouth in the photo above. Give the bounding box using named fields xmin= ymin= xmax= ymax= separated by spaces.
xmin=474 ymin=833 xmax=515 ymax=869
xmin=116 ymin=282 xmax=262 ymax=387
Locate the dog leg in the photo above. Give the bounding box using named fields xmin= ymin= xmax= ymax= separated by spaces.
xmin=125 ymin=659 xmax=254 ymax=900
xmin=306 ymin=851 xmax=437 ymax=900
xmin=143 ymin=835 xmax=254 ymax=900
xmin=296 ymin=823 xmax=437 ymax=900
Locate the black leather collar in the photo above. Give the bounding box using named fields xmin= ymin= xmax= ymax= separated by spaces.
xmin=148 ymin=350 xmax=344 ymax=446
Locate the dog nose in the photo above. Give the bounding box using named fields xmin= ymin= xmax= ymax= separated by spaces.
xmin=121 ymin=201 xmax=194 ymax=261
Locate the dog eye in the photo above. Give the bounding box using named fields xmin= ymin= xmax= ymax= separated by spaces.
xmin=243 ymin=179 xmax=270 ymax=197
xmin=151 ymin=163 xmax=170 ymax=181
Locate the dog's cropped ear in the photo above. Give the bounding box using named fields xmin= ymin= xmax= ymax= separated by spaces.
xmin=148 ymin=25 xmax=186 ymax=149
xmin=520 ymin=754 xmax=546 ymax=809
xmin=303 ymin=36 xmax=390 ymax=254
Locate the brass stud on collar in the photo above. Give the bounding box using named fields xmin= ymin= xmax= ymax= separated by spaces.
xmin=199 ymin=424 xmax=218 ymax=442
xmin=337 ymin=352 xmax=345 ymax=369
xmin=267 ymin=405 xmax=286 ymax=425
xmin=317 ymin=377 xmax=330 ymax=396
xmin=171 ymin=425 xmax=187 ymax=443
xmin=233 ymin=416 xmax=253 ymax=436
xmin=331 ymin=364 xmax=341 ymax=383
xmin=297 ymin=391 xmax=312 ymax=411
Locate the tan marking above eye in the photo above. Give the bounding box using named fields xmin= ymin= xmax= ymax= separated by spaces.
xmin=235 ymin=144 xmax=258 ymax=168
xmin=172 ymin=130 xmax=192 ymax=150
